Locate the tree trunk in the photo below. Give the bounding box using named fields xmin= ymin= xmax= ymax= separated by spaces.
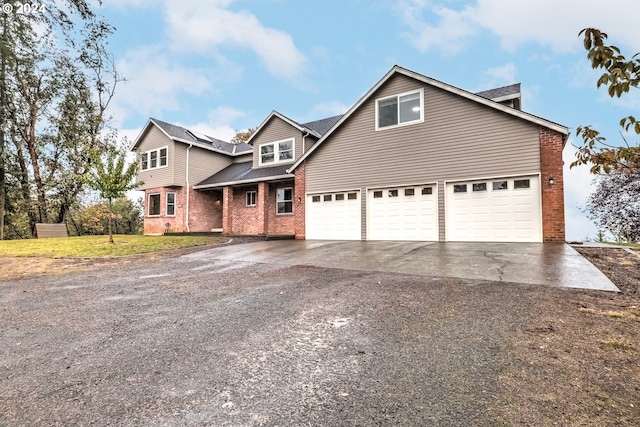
xmin=0 ymin=13 xmax=7 ymax=240
xmin=107 ymin=198 xmax=113 ymax=244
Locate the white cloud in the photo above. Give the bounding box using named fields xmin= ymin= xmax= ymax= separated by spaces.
xmin=112 ymin=46 xmax=214 ymax=120
xmin=397 ymin=0 xmax=477 ymax=55
xmin=563 ymin=141 xmax=598 ymax=241
xmin=164 ymin=0 xmax=307 ymax=81
xmin=397 ymin=0 xmax=640 ymax=55
xmin=480 ymin=63 xmax=517 ymax=89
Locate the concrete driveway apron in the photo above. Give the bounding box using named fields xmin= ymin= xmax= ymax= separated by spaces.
xmin=184 ymin=240 xmax=619 ymax=292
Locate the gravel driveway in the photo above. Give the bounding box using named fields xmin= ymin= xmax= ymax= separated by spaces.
xmin=1 ymin=252 xmax=574 ymax=426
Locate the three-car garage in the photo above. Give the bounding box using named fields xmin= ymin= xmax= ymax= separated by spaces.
xmin=305 ymin=175 xmax=543 ymax=243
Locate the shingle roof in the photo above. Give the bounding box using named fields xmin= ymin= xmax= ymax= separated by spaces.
xmin=475 ymin=83 xmax=521 ymax=101
xmin=301 ymin=115 xmax=343 ymax=136
xmin=151 ymin=118 xmax=252 ymax=155
xmin=194 ymin=161 xmax=293 ymax=188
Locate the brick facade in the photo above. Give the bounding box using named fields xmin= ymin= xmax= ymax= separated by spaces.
xmin=294 ymin=162 xmax=306 ymax=239
xmin=539 ymin=128 xmax=566 ymax=242
xmin=221 ymin=180 xmax=297 ymax=236
xmin=143 ymin=186 xmax=221 ymax=235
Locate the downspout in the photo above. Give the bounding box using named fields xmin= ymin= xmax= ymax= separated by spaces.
xmin=302 ymin=129 xmax=310 ymax=153
xmin=185 ymin=144 xmax=192 ymax=232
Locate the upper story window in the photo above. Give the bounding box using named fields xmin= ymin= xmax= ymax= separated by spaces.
xmin=376 ymin=89 xmax=424 ymax=130
xmin=141 ymin=147 xmax=168 ymax=171
xmin=259 ymin=138 xmax=294 ymax=166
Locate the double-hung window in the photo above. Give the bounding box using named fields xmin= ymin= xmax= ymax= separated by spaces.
xmin=259 ymin=139 xmax=294 ymax=165
xmin=246 ymin=190 xmax=257 ymax=206
xmin=276 ymin=188 xmax=293 ymax=214
xmin=376 ymin=89 xmax=423 ymax=130
xmin=141 ymin=147 xmax=168 ymax=171
xmin=166 ymin=192 xmax=176 ymax=216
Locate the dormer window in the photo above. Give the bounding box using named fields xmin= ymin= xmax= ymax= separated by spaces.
xmin=376 ymin=89 xmax=424 ymax=130
xmin=259 ymin=138 xmax=294 ymax=165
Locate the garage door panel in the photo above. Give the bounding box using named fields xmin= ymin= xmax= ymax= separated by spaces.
xmin=306 ymin=191 xmax=361 ymax=240
xmin=446 ymin=176 xmax=541 ymax=242
xmin=368 ymin=185 xmax=438 ymax=241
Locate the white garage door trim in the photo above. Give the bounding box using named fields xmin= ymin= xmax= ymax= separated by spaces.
xmin=445 ymin=174 xmax=542 ymax=242
xmin=306 ymin=190 xmax=361 ymax=240
xmin=367 ymin=184 xmax=438 ymax=241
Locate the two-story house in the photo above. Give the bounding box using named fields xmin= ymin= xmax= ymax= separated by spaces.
xmin=131 ymin=65 xmax=568 ymax=242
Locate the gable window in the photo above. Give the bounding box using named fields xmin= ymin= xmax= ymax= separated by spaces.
xmin=148 ymin=193 xmax=160 ymax=216
xmin=276 ymin=188 xmax=293 ymax=214
xmin=260 ymin=138 xmax=295 ymax=165
xmin=376 ymin=89 xmax=423 ymax=130
xmin=166 ymin=192 xmax=176 ymax=216
xmin=246 ymin=191 xmax=257 ymax=206
xmin=141 ymin=146 xmax=168 ymax=171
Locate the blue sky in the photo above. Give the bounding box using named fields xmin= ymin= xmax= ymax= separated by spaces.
xmin=97 ymin=0 xmax=640 ymax=241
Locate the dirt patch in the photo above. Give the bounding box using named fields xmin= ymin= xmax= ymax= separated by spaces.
xmin=492 ymin=247 xmax=640 ymax=427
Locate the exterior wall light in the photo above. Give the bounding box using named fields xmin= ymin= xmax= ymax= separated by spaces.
xmin=548 ymin=177 xmax=554 ymax=185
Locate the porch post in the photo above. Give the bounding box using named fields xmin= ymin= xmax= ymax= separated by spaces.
xmin=222 ymin=186 xmax=232 ymax=234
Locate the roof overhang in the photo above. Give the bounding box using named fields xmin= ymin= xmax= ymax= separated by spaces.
xmin=130 ymin=118 xmax=253 ymax=157
xmin=245 ymin=111 xmax=322 ymax=146
xmin=193 ymin=174 xmax=295 ymax=190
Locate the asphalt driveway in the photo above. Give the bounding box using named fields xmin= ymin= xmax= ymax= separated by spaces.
xmin=184 ymin=240 xmax=619 ymax=292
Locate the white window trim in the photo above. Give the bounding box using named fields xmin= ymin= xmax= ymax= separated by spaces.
xmin=166 ymin=192 xmax=176 ymax=216
xmin=148 ymin=193 xmax=161 ymax=216
xmin=141 ymin=146 xmax=169 ymax=171
xmin=375 ymin=88 xmax=424 ymax=131
xmin=246 ymin=190 xmax=257 ymax=207
xmin=276 ymin=187 xmax=293 ymax=215
xmin=258 ymin=138 xmax=295 ymax=166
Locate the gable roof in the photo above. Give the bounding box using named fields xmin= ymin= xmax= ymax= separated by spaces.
xmin=288 ymin=65 xmax=568 ymax=173
xmin=130 ymin=118 xmax=252 ymax=156
xmin=194 ymin=161 xmax=293 ymax=189
xmin=245 ymin=111 xmax=342 ymax=146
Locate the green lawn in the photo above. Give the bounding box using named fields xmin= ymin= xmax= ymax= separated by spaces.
xmin=0 ymin=235 xmax=225 ymax=258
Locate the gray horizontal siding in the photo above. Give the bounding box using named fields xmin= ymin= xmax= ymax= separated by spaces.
xmin=136 ymin=126 xmax=175 ymax=190
xmin=183 ymin=145 xmax=233 ymax=187
xmin=136 ymin=125 xmax=236 ymax=190
xmin=252 ymin=117 xmax=301 ymax=168
xmin=305 ymin=73 xmax=541 ymax=194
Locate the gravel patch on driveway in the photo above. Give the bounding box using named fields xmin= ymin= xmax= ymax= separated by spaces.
xmin=1 ymin=256 xmax=556 ymax=426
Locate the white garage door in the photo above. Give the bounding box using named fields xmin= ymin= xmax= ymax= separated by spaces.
xmin=306 ymin=190 xmax=361 ymax=240
xmin=367 ymin=185 xmax=438 ymax=241
xmin=446 ymin=175 xmax=542 ymax=242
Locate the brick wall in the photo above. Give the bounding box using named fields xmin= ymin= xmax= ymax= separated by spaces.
xmin=539 ymin=128 xmax=566 ymax=242
xmin=188 ymin=188 xmax=222 ymax=232
xmin=294 ymin=162 xmax=306 ymax=239
xmin=229 ymin=185 xmax=263 ymax=235
xmin=221 ymin=180 xmax=297 ymax=236
xmin=143 ymin=186 xmax=221 ymax=234
xmin=266 ymin=181 xmax=296 ymax=235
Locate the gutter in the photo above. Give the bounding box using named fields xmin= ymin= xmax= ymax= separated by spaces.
xmin=193 ymin=174 xmax=294 ymax=190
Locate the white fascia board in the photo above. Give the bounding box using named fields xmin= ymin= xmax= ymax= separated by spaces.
xmin=193 ymin=174 xmax=294 ymax=190
xmin=129 ymin=118 xmax=173 ymax=151
xmin=171 ymin=136 xmax=252 ymax=157
xmin=246 ymin=111 xmax=321 ymax=146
